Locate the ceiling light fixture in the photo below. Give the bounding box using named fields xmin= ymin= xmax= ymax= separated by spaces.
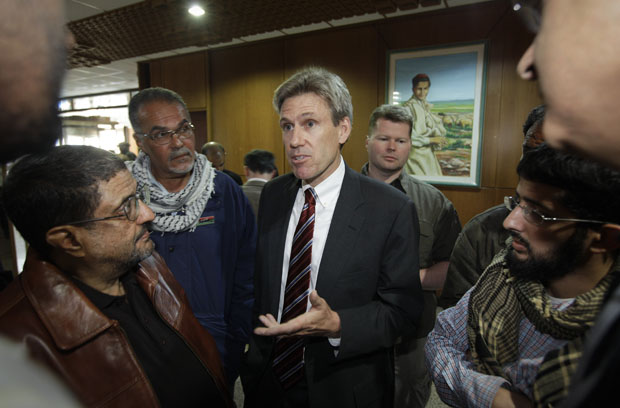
xmin=188 ymin=5 xmax=205 ymax=16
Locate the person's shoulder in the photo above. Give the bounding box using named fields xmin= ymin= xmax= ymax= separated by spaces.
xmin=138 ymin=252 xmax=187 ymax=296
xmin=0 ymin=273 xmax=41 ymax=336
xmin=213 ymin=171 xmax=253 ymax=211
xmin=214 ymin=169 xmax=244 ymax=191
xmin=404 ymin=97 xmax=422 ymax=107
xmin=264 ymin=173 xmax=296 ymax=190
xmin=214 ymin=169 xmax=234 ymax=184
xmin=223 ymin=169 xmax=243 ymax=185
xmin=353 ymin=169 xmax=411 ymax=206
xmin=255 ymin=173 xmax=296 ymax=203
xmin=402 ymin=173 xmax=448 ymax=200
xmin=465 ymin=204 xmax=509 ymax=229
xmin=401 ymin=174 xmax=459 ymax=219
xmin=475 ymin=248 xmax=509 ymax=280
xmin=243 ymin=179 xmax=267 ymax=188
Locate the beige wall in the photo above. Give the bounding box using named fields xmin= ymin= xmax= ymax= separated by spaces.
xmin=138 ymin=1 xmax=541 ymax=224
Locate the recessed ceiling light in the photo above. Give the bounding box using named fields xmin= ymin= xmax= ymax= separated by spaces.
xmin=188 ymin=5 xmax=205 ymax=16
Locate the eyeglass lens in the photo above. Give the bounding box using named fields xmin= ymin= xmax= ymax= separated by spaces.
xmin=125 ymin=195 xmax=139 ymax=221
xmin=151 ymin=123 xmax=194 ymax=145
xmin=505 ymin=196 xmax=543 ymax=225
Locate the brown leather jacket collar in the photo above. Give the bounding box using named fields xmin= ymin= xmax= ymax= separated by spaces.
xmin=8 ymin=249 xmax=233 ymax=407
xmin=21 ymin=251 xmax=113 ymax=350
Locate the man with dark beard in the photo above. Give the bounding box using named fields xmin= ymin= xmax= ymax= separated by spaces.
xmin=514 ymin=2 xmax=620 ymax=406
xmin=439 ymin=104 xmax=546 ymax=309
xmin=425 ymin=144 xmax=620 ymax=408
xmin=0 ymin=146 xmax=233 ymax=407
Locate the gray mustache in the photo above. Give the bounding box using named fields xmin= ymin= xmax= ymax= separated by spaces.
xmin=169 ymin=147 xmax=193 ymax=160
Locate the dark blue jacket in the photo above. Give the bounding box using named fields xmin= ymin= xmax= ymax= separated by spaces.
xmin=151 ymin=171 xmax=256 ymax=385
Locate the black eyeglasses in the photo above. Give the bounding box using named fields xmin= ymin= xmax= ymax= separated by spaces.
xmin=135 ymin=122 xmax=195 ymax=146
xmin=504 ymin=196 xmax=607 ymax=226
xmin=65 ymin=194 xmax=141 ymax=226
xmin=511 ymin=0 xmax=542 ymax=33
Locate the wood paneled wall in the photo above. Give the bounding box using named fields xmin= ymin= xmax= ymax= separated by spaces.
xmin=139 ymin=0 xmax=541 ymax=224
xmin=209 ymin=42 xmax=285 ymax=176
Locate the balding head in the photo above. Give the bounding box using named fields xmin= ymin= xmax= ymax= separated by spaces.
xmin=202 ymin=142 xmax=226 ymax=170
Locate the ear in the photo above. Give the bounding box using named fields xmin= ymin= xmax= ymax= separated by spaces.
xmin=45 ymin=226 xmax=87 ymax=258
xmin=590 ymin=223 xmax=620 ymax=253
xmin=337 ymin=117 xmax=352 ymax=145
xmin=365 ymin=135 xmax=370 ymax=151
xmin=243 ymin=166 xmax=250 ymax=178
xmin=133 ymin=133 xmax=146 ymax=153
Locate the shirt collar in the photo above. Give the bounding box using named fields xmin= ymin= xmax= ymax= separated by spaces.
xmin=246 ymin=177 xmax=268 ymax=183
xmin=301 ymin=155 xmax=345 ymax=208
xmin=70 ymin=273 xmax=135 ymax=310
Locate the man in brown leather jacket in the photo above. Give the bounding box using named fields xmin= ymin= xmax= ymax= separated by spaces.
xmin=0 ymin=145 xmax=233 ymax=408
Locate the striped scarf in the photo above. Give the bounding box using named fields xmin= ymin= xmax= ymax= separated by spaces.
xmin=128 ymin=152 xmax=215 ymax=232
xmin=467 ymin=246 xmax=619 ymax=407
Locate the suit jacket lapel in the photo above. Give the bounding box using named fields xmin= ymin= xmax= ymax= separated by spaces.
xmin=316 ymin=166 xmax=365 ymax=301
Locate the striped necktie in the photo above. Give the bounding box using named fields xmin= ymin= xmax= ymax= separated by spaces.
xmin=272 ymin=187 xmax=316 ymax=389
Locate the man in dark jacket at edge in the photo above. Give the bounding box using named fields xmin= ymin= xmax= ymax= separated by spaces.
xmin=0 ymin=145 xmax=233 ymax=408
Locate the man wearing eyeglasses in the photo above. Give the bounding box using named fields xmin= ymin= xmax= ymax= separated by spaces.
xmin=0 ymin=145 xmax=233 ymax=407
xmin=514 ymin=2 xmax=620 ymax=406
xmin=439 ymin=104 xmax=546 ymax=309
xmin=127 ymin=87 xmax=256 ymax=389
xmin=425 ymin=144 xmax=620 ymax=408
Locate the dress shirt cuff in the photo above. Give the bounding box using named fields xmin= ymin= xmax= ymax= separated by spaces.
xmin=328 ymin=337 xmax=341 ymax=357
xmin=471 ymin=373 xmax=509 ymax=408
xmin=328 ymin=337 xmax=341 ymax=347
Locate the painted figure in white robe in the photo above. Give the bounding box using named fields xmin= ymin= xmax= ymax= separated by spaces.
xmin=403 ymin=73 xmax=447 ymax=176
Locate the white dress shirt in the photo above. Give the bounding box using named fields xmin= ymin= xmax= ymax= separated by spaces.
xmin=277 ymin=157 xmax=346 ymax=346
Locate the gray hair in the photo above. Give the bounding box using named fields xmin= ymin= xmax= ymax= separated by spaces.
xmin=368 ymin=104 xmax=413 ymax=137
xmin=273 ymin=67 xmax=353 ymax=126
xmin=128 ymin=87 xmax=189 ymax=133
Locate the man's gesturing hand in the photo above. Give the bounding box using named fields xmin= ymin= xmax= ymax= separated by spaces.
xmin=254 ymin=290 xmax=341 ymax=338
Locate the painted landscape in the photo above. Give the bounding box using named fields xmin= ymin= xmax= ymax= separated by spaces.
xmin=430 ymin=99 xmax=474 ymax=177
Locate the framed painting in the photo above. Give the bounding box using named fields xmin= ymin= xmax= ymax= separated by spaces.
xmin=387 ymin=42 xmax=487 ymax=186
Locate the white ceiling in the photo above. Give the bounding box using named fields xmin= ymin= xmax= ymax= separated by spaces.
xmin=63 ymin=0 xmax=142 ymax=97
xmin=61 ymin=0 xmax=492 ymax=98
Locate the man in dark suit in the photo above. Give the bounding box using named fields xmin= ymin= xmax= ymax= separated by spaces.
xmin=241 ymin=67 xmax=423 ymax=408
xmin=241 ymin=149 xmax=277 ymax=216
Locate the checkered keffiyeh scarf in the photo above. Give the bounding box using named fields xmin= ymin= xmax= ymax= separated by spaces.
xmin=467 ymin=245 xmax=619 ymax=407
xmin=128 ymin=152 xmax=215 ymax=232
